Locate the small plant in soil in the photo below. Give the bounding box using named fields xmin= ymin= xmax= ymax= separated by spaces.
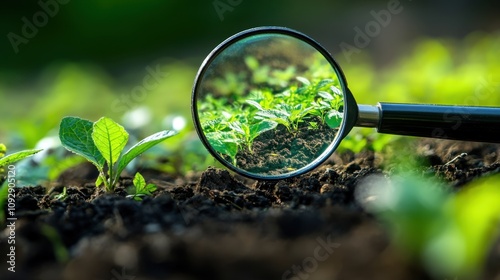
xmin=0 ymin=143 xmax=42 ymax=174
xmin=54 ymin=187 xmax=68 ymax=201
xmin=199 ymin=74 xmax=344 ymax=163
xmin=59 ymin=116 xmax=177 ymax=192
xmin=126 ymin=172 xmax=157 ymax=201
xmin=0 ymin=143 xmax=42 ymax=224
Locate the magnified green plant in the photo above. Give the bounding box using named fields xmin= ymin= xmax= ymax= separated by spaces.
xmin=59 ymin=116 xmax=177 ymax=192
xmin=198 ymin=52 xmax=344 ymax=166
xmin=248 ymin=77 xmax=343 ymax=133
xmin=311 ymin=87 xmax=343 ymax=128
xmin=126 ymin=172 xmax=157 ymax=201
xmin=229 ymin=118 xmax=277 ymax=152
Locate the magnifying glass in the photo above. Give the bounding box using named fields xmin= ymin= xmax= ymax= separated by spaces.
xmin=191 ymin=26 xmax=500 ymax=180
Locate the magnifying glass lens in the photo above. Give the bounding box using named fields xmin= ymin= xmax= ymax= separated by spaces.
xmin=193 ymin=28 xmax=347 ymax=180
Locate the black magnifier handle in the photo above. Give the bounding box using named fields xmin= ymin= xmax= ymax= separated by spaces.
xmin=357 ymin=103 xmax=500 ymax=143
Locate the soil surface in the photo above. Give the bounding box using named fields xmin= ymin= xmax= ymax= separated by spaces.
xmin=1 ymin=138 xmax=500 ymax=280
xmin=237 ymin=121 xmax=337 ymax=175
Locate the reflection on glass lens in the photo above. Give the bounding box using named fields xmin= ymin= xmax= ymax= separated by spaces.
xmin=196 ymin=32 xmax=344 ymax=177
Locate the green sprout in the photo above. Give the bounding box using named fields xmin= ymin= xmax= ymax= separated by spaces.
xmin=126 ymin=172 xmax=157 ymax=201
xmin=54 ymin=187 xmax=68 ymax=201
xmin=59 ymin=116 xmax=177 ymax=192
xmin=0 ymin=143 xmax=42 ymax=171
xmin=0 ymin=144 xmax=42 ymax=224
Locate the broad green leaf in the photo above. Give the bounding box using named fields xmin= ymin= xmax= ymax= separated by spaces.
xmin=318 ymin=91 xmax=334 ymax=100
xmin=92 ymin=117 xmax=128 ymax=166
xmin=116 ymin=130 xmax=177 ymax=177
xmin=326 ymin=110 xmax=343 ymax=129
xmin=296 ymin=76 xmax=311 ymax=86
xmin=133 ymin=172 xmax=146 ymax=190
xmin=245 ymin=100 xmax=263 ymax=111
xmin=315 ymin=79 xmax=334 ymax=90
xmin=330 ymin=85 xmax=343 ymax=96
xmin=0 ymin=149 xmax=42 ymax=167
xmin=229 ymin=122 xmax=244 ymax=134
xmin=208 ymin=138 xmax=238 ymax=163
xmin=59 ymin=117 xmax=105 ymax=169
xmin=129 ymin=173 xmax=157 ymax=201
xmin=250 ymin=121 xmax=277 ymax=141
xmin=145 ymin=183 xmax=157 ymax=193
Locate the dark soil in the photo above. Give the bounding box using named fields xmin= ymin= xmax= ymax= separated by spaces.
xmin=1 ymin=139 xmax=500 ymax=280
xmin=237 ymin=121 xmax=337 ymax=175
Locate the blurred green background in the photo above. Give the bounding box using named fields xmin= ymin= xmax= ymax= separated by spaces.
xmin=1 ymin=0 xmax=499 ymax=172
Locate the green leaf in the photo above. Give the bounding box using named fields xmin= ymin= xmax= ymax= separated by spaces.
xmin=244 ymin=56 xmax=259 ymax=71
xmin=145 ymin=183 xmax=157 ymax=193
xmin=95 ymin=175 xmax=104 ymax=187
xmin=315 ymin=79 xmax=334 ymax=90
xmin=128 ymin=172 xmax=157 ymax=201
xmin=245 ymin=100 xmax=263 ymax=111
xmin=296 ymin=76 xmax=311 ymax=86
xmin=133 ymin=172 xmax=146 ymax=190
xmin=0 ymin=149 xmax=42 ymax=167
xmin=206 ymin=132 xmax=239 ymax=164
xmin=92 ymin=117 xmax=129 ymax=166
xmin=330 ymin=85 xmax=343 ymax=96
xmin=326 ymin=110 xmax=343 ymax=129
xmin=116 ymin=130 xmax=177 ymax=178
xmin=59 ymin=117 xmax=105 ymax=169
xmin=318 ymin=91 xmax=334 ymax=100
xmin=250 ymin=121 xmax=277 ymax=141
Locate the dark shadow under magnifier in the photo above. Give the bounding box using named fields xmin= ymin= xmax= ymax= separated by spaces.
xmin=191 ymin=26 xmax=500 ymax=180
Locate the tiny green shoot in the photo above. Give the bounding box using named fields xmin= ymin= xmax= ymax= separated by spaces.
xmin=59 ymin=116 xmax=177 ymax=192
xmin=0 ymin=143 xmax=42 ymax=169
xmin=126 ymin=172 xmax=157 ymax=201
xmin=54 ymin=187 xmax=68 ymax=201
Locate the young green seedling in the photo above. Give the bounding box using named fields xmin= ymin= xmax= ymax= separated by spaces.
xmin=311 ymin=87 xmax=343 ymax=128
xmin=59 ymin=116 xmax=177 ymax=192
xmin=0 ymin=143 xmax=42 ymax=170
xmin=54 ymin=187 xmax=68 ymax=201
xmin=0 ymin=144 xmax=42 ymax=224
xmin=126 ymin=172 xmax=157 ymax=201
xmin=229 ymin=118 xmax=277 ymax=152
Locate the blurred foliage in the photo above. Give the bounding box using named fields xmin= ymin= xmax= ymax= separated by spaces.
xmin=337 ymin=31 xmax=500 ymax=153
xmin=358 ymin=173 xmax=500 ymax=279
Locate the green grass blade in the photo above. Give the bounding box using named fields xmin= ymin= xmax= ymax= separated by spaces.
xmin=116 ymin=130 xmax=177 ymax=177
xmin=92 ymin=117 xmax=128 ymax=166
xmin=0 ymin=149 xmax=42 ymax=167
xmin=59 ymin=117 xmax=105 ymax=169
